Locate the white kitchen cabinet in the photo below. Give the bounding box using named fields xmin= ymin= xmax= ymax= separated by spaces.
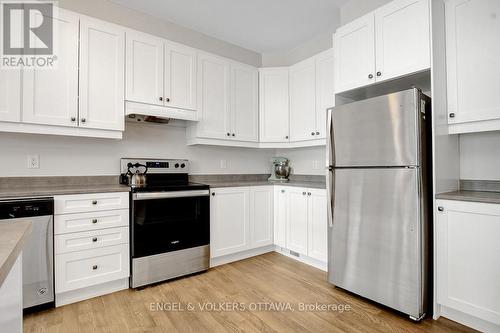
xmin=259 ymin=68 xmax=290 ymax=143
xmin=315 ymin=49 xmax=335 ymax=139
xmin=195 ymin=53 xmax=232 ymax=139
xmin=334 ymin=0 xmax=430 ymax=93
xmin=289 ymin=58 xmax=316 ymax=142
xmin=445 ymin=0 xmax=500 ymax=134
xmin=0 ymin=69 xmax=21 ymax=122
xmin=374 ymin=0 xmax=430 ymax=83
xmin=436 ymin=199 xmax=500 ymax=329
xmin=286 ymin=187 xmax=309 ymax=255
xmin=231 ymin=63 xmax=259 ymax=142
xmin=164 ymin=42 xmax=197 ymax=111
xmin=210 ymin=187 xmax=250 ymax=257
xmin=274 ymin=186 xmax=288 ymax=248
xmin=307 ymin=189 xmax=328 ymax=262
xmin=334 ymin=14 xmax=375 ymax=93
xmin=22 ymin=9 xmax=79 ymax=127
xmin=125 ymin=31 xmax=164 ymax=106
xmin=79 ymin=17 xmax=125 ymax=131
xmin=250 ymin=186 xmax=274 ymax=248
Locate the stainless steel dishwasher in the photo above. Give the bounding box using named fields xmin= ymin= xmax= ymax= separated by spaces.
xmin=0 ymin=198 xmax=54 ymax=311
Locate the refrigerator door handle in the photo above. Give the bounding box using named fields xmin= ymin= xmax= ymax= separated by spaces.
xmin=326 ymin=108 xmax=335 ymax=228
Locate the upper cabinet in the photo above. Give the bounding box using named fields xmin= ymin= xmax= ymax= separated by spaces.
xmin=334 ymin=0 xmax=430 ymax=93
xmin=315 ymin=49 xmax=335 ymax=139
xmin=79 ymin=17 xmax=125 ymax=131
xmin=164 ymin=42 xmax=197 ymax=111
xmin=187 ymin=53 xmax=259 ymax=145
xmin=0 ymin=69 xmax=21 ymax=123
xmin=445 ymin=0 xmax=500 ymax=134
xmin=259 ymin=68 xmax=290 ymax=143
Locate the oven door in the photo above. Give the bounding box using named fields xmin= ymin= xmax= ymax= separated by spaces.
xmin=131 ymin=190 xmax=210 ymax=258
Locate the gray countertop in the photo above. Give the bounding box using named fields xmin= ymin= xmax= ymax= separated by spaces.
xmin=204 ymin=180 xmax=326 ymax=189
xmin=0 ymin=184 xmax=130 ymax=200
xmin=0 ymin=220 xmax=32 ymax=287
xmin=436 ymin=190 xmax=500 ymax=204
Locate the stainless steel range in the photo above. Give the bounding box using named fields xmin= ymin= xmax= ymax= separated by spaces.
xmin=120 ymin=159 xmax=210 ymax=288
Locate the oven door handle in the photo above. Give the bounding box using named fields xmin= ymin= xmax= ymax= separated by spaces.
xmin=133 ymin=190 xmax=210 ymax=201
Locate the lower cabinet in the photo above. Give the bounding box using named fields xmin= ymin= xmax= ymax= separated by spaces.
xmin=436 ymin=199 xmax=500 ymax=331
xmin=307 ymin=189 xmax=328 ymax=262
xmin=273 ymin=186 xmax=288 ymax=248
xmin=286 ymin=187 xmax=309 ymax=254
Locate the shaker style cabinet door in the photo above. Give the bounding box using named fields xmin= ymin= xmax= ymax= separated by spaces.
xmin=210 ymin=187 xmax=250 ymax=258
xmin=445 ymin=0 xmax=500 ymax=132
xmin=315 ymin=49 xmax=334 ymax=139
xmin=22 ymin=9 xmax=79 ymax=127
xmin=79 ymin=16 xmax=125 ymax=131
xmin=259 ymin=68 xmax=290 ymax=143
xmin=125 ymin=31 xmax=164 ymax=106
xmin=196 ymin=53 xmax=232 ymax=139
xmin=374 ymin=0 xmax=430 ymax=83
xmin=273 ymin=186 xmax=288 ymax=248
xmin=0 ymin=69 xmax=21 ymax=122
xmin=286 ymin=187 xmax=309 ymax=255
xmin=334 ymin=14 xmax=375 ymax=93
xmin=307 ymin=189 xmax=328 ymax=262
xmin=289 ymin=58 xmax=317 ymax=142
xmin=164 ymin=42 xmax=197 ymax=111
xmin=231 ymin=63 xmax=259 ymax=142
xmin=249 ymin=186 xmax=274 ymax=248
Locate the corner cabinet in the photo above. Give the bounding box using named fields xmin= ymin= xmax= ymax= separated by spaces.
xmin=187 ymin=53 xmax=259 ymax=146
xmin=334 ymin=0 xmax=430 ymax=93
xmin=436 ymin=199 xmax=500 ymax=332
xmin=445 ymin=0 xmax=500 ymax=134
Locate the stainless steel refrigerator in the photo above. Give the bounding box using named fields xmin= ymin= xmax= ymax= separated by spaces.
xmin=326 ymin=88 xmax=431 ymax=321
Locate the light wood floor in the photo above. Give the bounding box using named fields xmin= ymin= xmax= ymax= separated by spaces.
xmin=24 ymin=252 xmax=476 ymax=333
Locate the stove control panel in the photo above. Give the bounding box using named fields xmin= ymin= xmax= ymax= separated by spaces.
xmin=121 ymin=159 xmax=189 ymax=174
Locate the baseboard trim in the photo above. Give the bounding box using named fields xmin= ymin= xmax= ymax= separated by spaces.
xmin=274 ymin=246 xmax=327 ymax=271
xmin=55 ymin=278 xmax=129 ymax=307
xmin=210 ymin=245 xmax=275 ymax=267
xmin=440 ymin=305 xmax=500 ymax=333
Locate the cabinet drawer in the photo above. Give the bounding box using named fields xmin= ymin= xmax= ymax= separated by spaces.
xmin=55 ymin=227 xmax=128 ymax=254
xmin=55 ymin=244 xmax=129 ymax=293
xmin=54 ymin=209 xmax=129 ymax=235
xmin=54 ymin=192 xmax=129 ymax=214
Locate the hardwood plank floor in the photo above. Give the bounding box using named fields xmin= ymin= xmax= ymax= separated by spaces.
xmin=24 ymin=252 xmax=477 ymax=333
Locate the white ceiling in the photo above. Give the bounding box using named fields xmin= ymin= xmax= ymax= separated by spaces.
xmin=110 ymin=0 xmax=347 ymax=53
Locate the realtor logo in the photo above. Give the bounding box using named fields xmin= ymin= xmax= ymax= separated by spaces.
xmin=1 ymin=1 xmax=58 ymax=68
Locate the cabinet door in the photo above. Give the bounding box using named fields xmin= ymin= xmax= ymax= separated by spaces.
xmin=125 ymin=31 xmax=163 ymax=106
xmin=164 ymin=42 xmax=196 ymax=111
xmin=259 ymin=68 xmax=290 ymax=143
xmin=315 ymin=49 xmax=334 ymax=139
xmin=307 ymin=189 xmax=327 ymax=262
xmin=286 ymin=187 xmax=309 ymax=255
xmin=250 ymin=186 xmax=274 ymax=248
xmin=22 ymin=10 xmax=79 ymax=127
xmin=334 ymin=14 xmax=375 ymax=93
xmin=273 ymin=186 xmax=288 ymax=248
xmin=445 ymin=0 xmax=500 ymax=126
xmin=231 ymin=64 xmax=259 ymax=142
xmin=210 ymin=187 xmax=250 ymax=257
xmin=289 ymin=58 xmax=317 ymax=142
xmin=436 ymin=200 xmax=500 ymax=326
xmin=0 ymin=69 xmax=21 ymax=122
xmin=79 ymin=17 xmax=125 ymax=131
xmin=197 ymin=53 xmax=231 ymax=139
xmin=374 ymin=0 xmax=430 ymax=82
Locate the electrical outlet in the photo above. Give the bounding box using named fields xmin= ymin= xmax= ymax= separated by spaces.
xmin=28 ymin=154 xmax=40 ymax=169
xmin=220 ymin=159 xmax=227 ymax=169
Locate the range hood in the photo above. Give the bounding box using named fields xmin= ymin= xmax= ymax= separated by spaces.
xmin=125 ymin=101 xmax=197 ymax=124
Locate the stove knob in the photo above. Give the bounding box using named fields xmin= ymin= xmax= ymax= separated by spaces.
xmin=180 ymin=163 xmax=186 ymax=168
xmin=174 ymin=163 xmax=179 ymax=168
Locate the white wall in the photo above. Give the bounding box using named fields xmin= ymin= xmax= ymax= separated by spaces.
xmin=460 ymin=133 xmax=500 ymax=180
xmin=276 ymin=147 xmax=326 ymax=176
xmin=57 ymin=0 xmax=261 ymax=67
xmin=0 ymin=123 xmax=275 ymax=177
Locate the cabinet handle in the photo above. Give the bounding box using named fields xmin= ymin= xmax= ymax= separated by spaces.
xmin=232 ymin=133 xmax=235 ymax=137
xmin=438 ymin=206 xmax=444 ymax=212
xmin=302 ymin=192 xmax=307 ymax=195
xmin=368 ymin=74 xmax=374 ymax=79
xmin=166 ymin=98 xmax=170 ymax=102
xmin=211 ymin=192 xmax=215 ymax=196
xmin=70 ymin=117 xmax=76 ymax=122
xmin=311 ymin=132 xmax=315 ymax=136
xmin=285 ymin=136 xmax=289 ymax=139
xmin=92 ymin=219 xmax=98 ymax=224
xmin=316 ymin=131 xmax=320 ymax=135
xmin=159 ymin=97 xmax=163 ymax=101
xmin=308 ymin=192 xmax=311 ymax=196
xmin=92 ymin=265 xmax=98 ymax=270
xmin=92 ymin=237 xmax=98 ymax=242
xmin=81 ymin=118 xmax=86 ymax=123
xmin=376 ymin=71 xmax=382 ymax=77
xmin=281 ymin=189 xmax=285 ymax=193
xmin=227 ymin=133 xmax=231 ymax=136
xmin=92 ymin=200 xmax=98 ymax=205
xmin=449 ymin=113 xmax=455 ymax=118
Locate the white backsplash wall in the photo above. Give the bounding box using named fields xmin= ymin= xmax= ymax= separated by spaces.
xmin=275 ymin=147 xmax=326 ymax=176
xmin=460 ymin=132 xmax=500 ymax=180
xmin=0 ymin=122 xmax=275 ymax=177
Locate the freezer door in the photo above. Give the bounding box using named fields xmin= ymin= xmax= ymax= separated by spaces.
xmin=332 ymin=89 xmax=421 ymax=167
xmin=328 ymin=167 xmax=425 ymax=318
